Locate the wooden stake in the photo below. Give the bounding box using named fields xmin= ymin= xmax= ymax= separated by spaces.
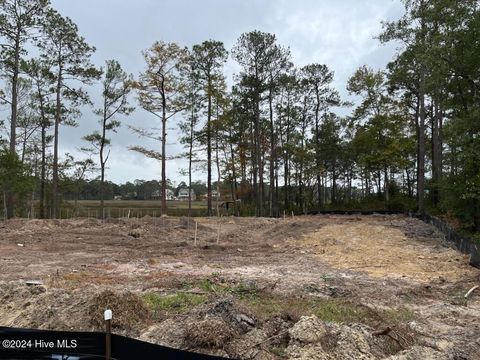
xmin=104 ymin=309 xmax=112 ymax=360
xmin=194 ymin=221 xmax=198 ymax=246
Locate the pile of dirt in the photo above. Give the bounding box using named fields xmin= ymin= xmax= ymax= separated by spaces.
xmin=285 ymin=316 xmax=415 ymax=360
xmin=202 ymin=298 xmax=257 ymax=334
xmin=0 ymin=282 xmax=93 ymax=331
xmin=184 ymin=319 xmax=234 ymax=349
xmin=88 ymin=290 xmax=150 ymax=332
xmin=139 ymin=297 xmax=265 ymax=357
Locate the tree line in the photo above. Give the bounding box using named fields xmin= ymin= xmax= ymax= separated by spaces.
xmin=1 ymin=0 xmax=479 ymax=231
xmin=61 ymin=179 xmax=208 ymax=203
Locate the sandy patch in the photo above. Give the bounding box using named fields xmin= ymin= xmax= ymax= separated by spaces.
xmin=299 ymin=223 xmax=475 ymax=282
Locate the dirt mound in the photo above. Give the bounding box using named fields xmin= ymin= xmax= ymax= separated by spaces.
xmin=385 ymin=346 xmax=447 ymax=359
xmin=140 ymin=317 xmax=187 ymax=349
xmin=184 ymin=319 xmax=234 ymax=349
xmin=0 ymin=283 xmax=93 ymax=331
xmin=128 ymin=228 xmax=145 ymax=238
xmin=285 ymin=316 xmax=415 ymax=359
xmin=263 ymin=315 xmax=291 ymax=347
xmin=202 ymin=298 xmax=257 ymax=334
xmin=261 ymin=218 xmax=324 ymax=243
xmin=289 ymin=316 xmax=327 ymax=343
xmin=88 ymin=290 xmax=150 ymax=332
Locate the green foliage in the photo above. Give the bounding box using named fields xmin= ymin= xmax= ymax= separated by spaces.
xmin=38 ymin=8 xmax=101 ymax=117
xmin=381 ymin=0 xmax=480 ymax=229
xmin=142 ymin=292 xmax=206 ymax=315
xmin=0 ymin=148 xmax=35 ymax=210
xmin=0 ymin=0 xmax=49 ymax=71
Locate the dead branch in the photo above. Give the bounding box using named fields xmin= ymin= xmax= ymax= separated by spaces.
xmin=464 ymin=285 xmax=479 ymax=299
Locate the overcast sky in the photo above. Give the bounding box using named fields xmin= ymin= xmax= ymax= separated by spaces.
xmin=45 ymin=0 xmax=404 ymax=185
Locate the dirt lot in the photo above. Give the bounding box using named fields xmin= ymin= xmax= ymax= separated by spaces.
xmin=1 ymin=215 xmax=479 ymax=359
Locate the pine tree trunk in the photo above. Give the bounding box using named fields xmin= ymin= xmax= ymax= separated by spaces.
xmin=99 ymin=100 xmax=107 ymax=219
xmin=40 ymin=120 xmax=46 ymax=219
xmin=229 ymin=129 xmax=239 ymax=216
xmin=432 ymin=96 xmax=442 ymax=207
xmin=207 ymin=75 xmax=212 ymax=216
xmin=161 ymin=83 xmax=167 ymax=215
xmin=188 ymin=102 xmax=194 ymax=220
xmin=332 ymin=161 xmax=337 ymax=204
xmin=215 ymin=123 xmax=221 ymax=218
xmin=417 ymin=83 xmax=426 ymax=215
xmin=255 ymin=92 xmax=264 ymax=216
xmin=315 ymin=90 xmax=322 ymax=211
xmin=268 ymin=87 xmax=275 ymax=217
xmin=52 ymin=56 xmax=63 ymax=219
xmin=6 ymin=29 xmax=21 ymax=219
xmin=384 ymin=167 xmax=389 ymax=202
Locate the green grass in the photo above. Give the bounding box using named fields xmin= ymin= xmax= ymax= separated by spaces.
xmin=142 ymin=292 xmax=207 ymax=316
xmin=144 ymin=276 xmax=415 ymax=328
xmin=191 ymin=275 xmax=415 ymax=327
xmin=198 ymin=278 xmax=259 ymax=299
xmin=192 ymin=275 xmax=415 ymax=326
xmin=240 ymin=295 xmax=414 ymax=326
xmin=271 ymin=346 xmax=288 ymax=358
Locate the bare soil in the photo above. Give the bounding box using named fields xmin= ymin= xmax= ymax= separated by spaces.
xmin=1 ymin=215 xmax=479 ymax=359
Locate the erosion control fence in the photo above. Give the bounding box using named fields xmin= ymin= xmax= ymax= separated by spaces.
xmin=417 ymin=214 xmax=480 ymax=269
xmin=0 ymin=327 xmax=226 ymax=360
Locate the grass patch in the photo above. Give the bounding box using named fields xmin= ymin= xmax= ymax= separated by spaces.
xmin=198 ymin=278 xmax=259 ymax=299
xmin=241 ymin=295 xmax=415 ymax=327
xmin=186 ymin=276 xmax=415 ymax=327
xmin=62 ymin=271 xmax=117 ymax=285
xmin=382 ymin=306 xmax=415 ymax=324
xmin=271 ymin=345 xmax=288 ymax=358
xmin=142 ymin=292 xmax=206 ymax=316
xmin=313 ymin=299 xmax=376 ymax=324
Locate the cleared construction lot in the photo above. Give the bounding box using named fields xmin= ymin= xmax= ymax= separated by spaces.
xmin=1 ymin=215 xmax=479 ymax=359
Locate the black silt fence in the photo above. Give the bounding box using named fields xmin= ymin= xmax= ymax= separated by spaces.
xmin=0 ymin=327 xmax=227 ymax=360
xmin=416 ymin=214 xmax=480 ymax=269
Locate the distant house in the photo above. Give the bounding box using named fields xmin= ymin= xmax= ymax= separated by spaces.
xmin=178 ymin=188 xmax=196 ymax=201
xmin=201 ymin=190 xmax=220 ymax=200
xmin=152 ymin=189 xmax=176 ymax=201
